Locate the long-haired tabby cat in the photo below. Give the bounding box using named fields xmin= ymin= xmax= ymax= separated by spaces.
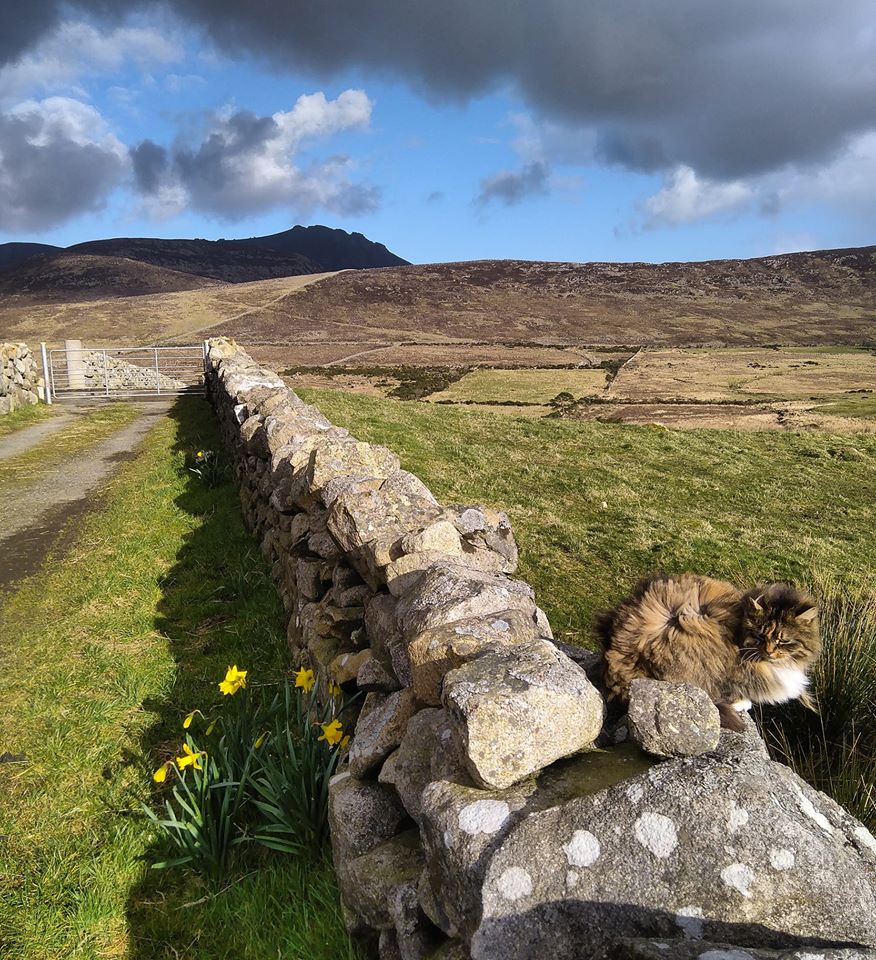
xmin=596 ymin=574 xmax=821 ymax=731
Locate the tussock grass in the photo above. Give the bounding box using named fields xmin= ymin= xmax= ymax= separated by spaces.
xmin=0 ymin=401 xmax=56 ymax=437
xmin=0 ymin=396 xmax=360 ymax=960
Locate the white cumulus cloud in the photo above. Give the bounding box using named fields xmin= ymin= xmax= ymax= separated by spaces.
xmin=131 ymin=89 xmax=379 ymax=221
xmin=644 ymin=166 xmax=754 ymax=227
xmin=0 ymin=20 xmax=182 ymax=106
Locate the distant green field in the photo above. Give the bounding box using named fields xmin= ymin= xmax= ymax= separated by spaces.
xmin=428 ymin=367 xmax=607 ymax=404
xmin=812 ymin=394 xmax=876 ymax=419
xmin=301 ymin=388 xmax=876 ymax=646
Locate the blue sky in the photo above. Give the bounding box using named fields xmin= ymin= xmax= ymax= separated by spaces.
xmin=0 ymin=4 xmax=874 ymax=265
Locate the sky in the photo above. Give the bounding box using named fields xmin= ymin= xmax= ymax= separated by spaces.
xmin=0 ymin=1 xmax=874 ymax=265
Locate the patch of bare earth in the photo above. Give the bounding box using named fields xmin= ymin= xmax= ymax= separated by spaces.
xmin=560 ymin=400 xmax=876 ymax=433
xmin=610 ymin=347 xmax=876 ymax=402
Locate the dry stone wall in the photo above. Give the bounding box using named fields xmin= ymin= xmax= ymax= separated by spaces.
xmin=206 ymin=338 xmax=876 ymax=960
xmin=81 ymin=350 xmax=185 ymax=392
xmin=1 ymin=342 xmax=43 ymax=414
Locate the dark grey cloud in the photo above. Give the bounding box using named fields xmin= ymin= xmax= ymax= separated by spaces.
xmin=130 ymin=139 xmax=168 ymax=194
xmin=5 ymin=1 xmax=876 ymax=183
xmin=0 ymin=100 xmax=127 ymax=231
xmin=476 ymin=162 xmax=549 ymax=208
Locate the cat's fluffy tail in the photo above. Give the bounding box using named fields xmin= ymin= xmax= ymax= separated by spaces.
xmin=594 ymin=608 xmax=617 ymax=651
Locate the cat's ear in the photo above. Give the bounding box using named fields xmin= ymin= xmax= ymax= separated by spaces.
xmin=796 ymin=606 xmax=818 ymax=623
xmin=748 ymin=595 xmax=763 ymax=613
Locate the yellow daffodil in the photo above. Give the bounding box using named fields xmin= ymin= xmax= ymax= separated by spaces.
xmin=196 ymin=450 xmax=205 ymax=459
xmin=254 ymin=732 xmax=268 ymax=749
xmin=294 ymin=668 xmax=315 ymax=693
xmin=218 ymin=664 xmax=247 ymax=696
xmin=340 ymin=735 xmax=350 ymax=749
xmin=318 ymin=719 xmax=344 ymax=746
xmin=153 ymin=763 xmax=171 ymax=783
xmin=176 ymin=742 xmax=204 ymax=771
xmin=328 ymin=681 xmax=342 ymax=698
xmin=183 ymin=709 xmax=203 ymax=730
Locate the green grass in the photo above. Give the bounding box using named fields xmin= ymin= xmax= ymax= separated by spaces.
xmin=0 ymin=400 xmax=56 ymax=437
xmin=812 ymin=394 xmax=876 ymax=419
xmin=0 ymin=402 xmax=140 ymax=490
xmin=300 ymin=389 xmax=876 ymax=645
xmin=429 ymin=368 xmax=608 ymax=404
xmin=0 ymin=396 xmax=360 ymax=960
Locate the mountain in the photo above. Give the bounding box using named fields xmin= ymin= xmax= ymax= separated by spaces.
xmin=0 ymin=225 xmax=408 ymax=294
xmin=2 ymin=242 xmax=872 ymax=350
xmin=65 ymin=238 xmax=322 ymax=284
xmin=0 ymin=242 xmax=62 ymax=270
xmin=232 ymin=225 xmax=410 ymax=271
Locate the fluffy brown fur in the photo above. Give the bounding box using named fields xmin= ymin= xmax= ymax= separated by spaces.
xmin=597 ymin=574 xmax=820 ymax=731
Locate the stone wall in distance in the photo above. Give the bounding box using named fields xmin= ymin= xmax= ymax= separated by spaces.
xmin=1 ymin=342 xmax=43 ymax=414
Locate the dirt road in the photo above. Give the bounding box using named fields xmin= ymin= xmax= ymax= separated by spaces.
xmin=0 ymin=402 xmax=169 ymax=592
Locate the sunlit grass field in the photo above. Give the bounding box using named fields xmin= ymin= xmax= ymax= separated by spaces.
xmin=0 ymin=397 xmax=360 ymax=960
xmin=303 ymin=388 xmax=876 ymax=641
xmin=303 ymin=388 xmax=876 ymax=828
xmin=428 ymin=367 xmax=608 ymax=404
xmin=813 ymin=394 xmax=876 ymax=419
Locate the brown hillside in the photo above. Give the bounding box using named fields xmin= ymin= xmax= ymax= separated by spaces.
xmin=206 ymin=248 xmax=876 ymax=348
xmin=0 ymin=274 xmax=337 ymax=346
xmin=0 ymin=253 xmax=220 ymax=302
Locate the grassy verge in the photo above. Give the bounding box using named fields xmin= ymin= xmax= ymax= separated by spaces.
xmin=0 ymin=396 xmax=359 ymax=960
xmin=0 ymin=403 xmax=139 ymax=490
xmin=0 ymin=401 xmax=56 ymax=438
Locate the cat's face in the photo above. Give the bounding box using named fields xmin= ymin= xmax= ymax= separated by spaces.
xmin=738 ymin=584 xmax=820 ymax=665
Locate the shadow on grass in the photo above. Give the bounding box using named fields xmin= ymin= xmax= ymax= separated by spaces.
xmin=125 ymin=396 xmax=361 ymax=960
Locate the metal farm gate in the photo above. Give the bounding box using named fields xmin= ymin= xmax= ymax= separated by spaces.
xmin=44 ymin=341 xmax=208 ymax=402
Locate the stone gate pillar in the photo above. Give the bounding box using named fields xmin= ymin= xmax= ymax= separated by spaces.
xmin=65 ymin=339 xmax=86 ymax=390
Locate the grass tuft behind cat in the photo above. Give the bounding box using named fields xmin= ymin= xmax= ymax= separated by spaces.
xmin=762 ymin=575 xmax=876 ymax=829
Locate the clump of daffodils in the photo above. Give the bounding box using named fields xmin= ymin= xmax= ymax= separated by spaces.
xmin=146 ymin=663 xmax=355 ymax=875
xmin=188 ymin=448 xmax=228 ymax=488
